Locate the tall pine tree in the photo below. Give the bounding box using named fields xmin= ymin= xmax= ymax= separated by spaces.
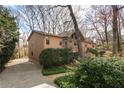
xmin=0 ymin=6 xmax=18 ymax=72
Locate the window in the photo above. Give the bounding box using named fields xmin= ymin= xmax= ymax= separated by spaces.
xmin=75 ymin=36 xmax=77 ymax=39
xmin=46 ymin=38 xmax=50 ymax=45
xmin=31 ymin=51 xmax=33 ymax=56
xmin=74 ymin=42 xmax=77 ymax=46
xmin=71 ymin=34 xmax=74 ymax=38
xmin=65 ymin=41 xmax=67 ymax=45
xmin=60 ymin=41 xmax=62 ymax=46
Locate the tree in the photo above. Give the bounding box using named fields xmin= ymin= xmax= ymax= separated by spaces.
xmin=112 ymin=5 xmax=119 ymax=56
xmin=93 ymin=6 xmax=111 ymax=45
xmin=112 ymin=5 xmax=124 ymax=56
xmin=85 ymin=6 xmax=113 ymax=46
xmin=0 ymin=6 xmax=18 ymax=72
xmin=67 ymin=5 xmax=84 ymax=57
xmin=85 ymin=8 xmax=104 ymax=45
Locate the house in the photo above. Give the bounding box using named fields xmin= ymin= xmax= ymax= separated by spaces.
xmin=27 ymin=30 xmax=94 ymax=62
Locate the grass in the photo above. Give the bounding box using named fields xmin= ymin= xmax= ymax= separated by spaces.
xmin=42 ymin=62 xmax=80 ymax=76
xmin=42 ymin=66 xmax=68 ymax=76
xmin=42 ymin=60 xmax=80 ymax=76
xmin=54 ymin=75 xmax=76 ymax=88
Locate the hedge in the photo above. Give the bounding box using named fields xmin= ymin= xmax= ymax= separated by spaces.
xmin=39 ymin=48 xmax=74 ymax=68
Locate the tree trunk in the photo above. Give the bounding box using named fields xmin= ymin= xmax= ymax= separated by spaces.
xmin=104 ymin=19 xmax=109 ymax=46
xmin=117 ymin=29 xmax=122 ymax=54
xmin=93 ymin=23 xmax=104 ymax=44
xmin=118 ymin=14 xmax=122 ymax=55
xmin=112 ymin=5 xmax=119 ymax=56
xmin=18 ymin=42 xmax=21 ymax=58
xmin=67 ymin=5 xmax=84 ymax=57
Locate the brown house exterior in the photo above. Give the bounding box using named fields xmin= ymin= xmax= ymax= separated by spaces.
xmin=27 ymin=31 xmax=94 ymax=61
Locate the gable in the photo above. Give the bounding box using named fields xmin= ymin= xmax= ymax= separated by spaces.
xmin=27 ymin=31 xmax=34 ymax=41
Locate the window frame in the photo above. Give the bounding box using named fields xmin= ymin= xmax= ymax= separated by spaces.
xmin=46 ymin=38 xmax=50 ymax=45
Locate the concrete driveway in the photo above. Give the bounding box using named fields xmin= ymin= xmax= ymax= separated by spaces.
xmin=0 ymin=58 xmax=56 ymax=88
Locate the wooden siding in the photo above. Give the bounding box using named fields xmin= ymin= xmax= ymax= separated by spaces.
xmin=44 ymin=36 xmax=63 ymax=49
xmin=28 ymin=33 xmax=44 ymax=61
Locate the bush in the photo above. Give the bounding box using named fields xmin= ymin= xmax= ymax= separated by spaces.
xmin=0 ymin=41 xmax=17 ymax=72
xmin=99 ymin=50 xmax=106 ymax=57
xmin=89 ymin=48 xmax=99 ymax=56
xmin=74 ymin=57 xmax=124 ymax=88
xmin=39 ymin=48 xmax=73 ymax=68
xmin=54 ymin=75 xmax=76 ymax=88
xmin=72 ymin=52 xmax=80 ymax=59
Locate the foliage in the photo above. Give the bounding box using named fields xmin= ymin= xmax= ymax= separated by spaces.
xmin=74 ymin=57 xmax=124 ymax=88
xmin=54 ymin=75 xmax=76 ymax=88
xmin=42 ymin=66 xmax=68 ymax=76
xmin=39 ymin=48 xmax=74 ymax=68
xmin=89 ymin=48 xmax=106 ymax=57
xmin=89 ymin=48 xmax=99 ymax=56
xmin=99 ymin=50 xmax=106 ymax=57
xmin=54 ymin=57 xmax=124 ymax=88
xmin=72 ymin=52 xmax=80 ymax=60
xmin=0 ymin=6 xmax=18 ymax=72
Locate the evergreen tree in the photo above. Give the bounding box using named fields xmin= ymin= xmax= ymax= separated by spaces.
xmin=0 ymin=6 xmax=18 ymax=72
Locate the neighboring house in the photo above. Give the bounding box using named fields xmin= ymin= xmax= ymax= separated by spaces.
xmin=27 ymin=30 xmax=94 ymax=61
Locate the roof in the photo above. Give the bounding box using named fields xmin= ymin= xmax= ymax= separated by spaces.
xmin=58 ymin=30 xmax=75 ymax=37
xmin=27 ymin=31 xmax=65 ymax=41
xmin=27 ymin=30 xmax=86 ymax=42
xmin=58 ymin=30 xmax=85 ymax=41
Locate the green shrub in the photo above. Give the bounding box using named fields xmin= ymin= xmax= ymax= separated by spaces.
xmin=99 ymin=50 xmax=106 ymax=57
xmin=74 ymin=57 xmax=124 ymax=88
xmin=89 ymin=48 xmax=99 ymax=56
xmin=42 ymin=66 xmax=68 ymax=76
xmin=0 ymin=41 xmax=17 ymax=72
xmin=54 ymin=75 xmax=76 ymax=88
xmin=39 ymin=48 xmax=73 ymax=68
xmin=72 ymin=52 xmax=80 ymax=59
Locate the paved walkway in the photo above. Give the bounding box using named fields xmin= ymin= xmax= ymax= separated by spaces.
xmin=0 ymin=58 xmax=57 ymax=88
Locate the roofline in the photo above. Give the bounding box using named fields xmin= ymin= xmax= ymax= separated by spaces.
xmin=27 ymin=30 xmax=86 ymax=42
xmin=27 ymin=31 xmax=33 ymax=41
xmin=27 ymin=31 xmax=65 ymax=41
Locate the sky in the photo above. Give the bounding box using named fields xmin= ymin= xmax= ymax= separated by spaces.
xmin=5 ymin=5 xmax=124 ymax=44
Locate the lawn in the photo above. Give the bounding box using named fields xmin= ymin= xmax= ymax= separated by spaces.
xmin=42 ymin=61 xmax=80 ymax=76
xmin=42 ymin=66 xmax=68 ymax=76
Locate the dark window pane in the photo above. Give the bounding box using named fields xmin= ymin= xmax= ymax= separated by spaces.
xmin=74 ymin=42 xmax=77 ymax=46
xmin=65 ymin=41 xmax=67 ymax=45
xmin=46 ymin=39 xmax=50 ymax=45
xmin=31 ymin=51 xmax=33 ymax=56
xmin=60 ymin=41 xmax=62 ymax=46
